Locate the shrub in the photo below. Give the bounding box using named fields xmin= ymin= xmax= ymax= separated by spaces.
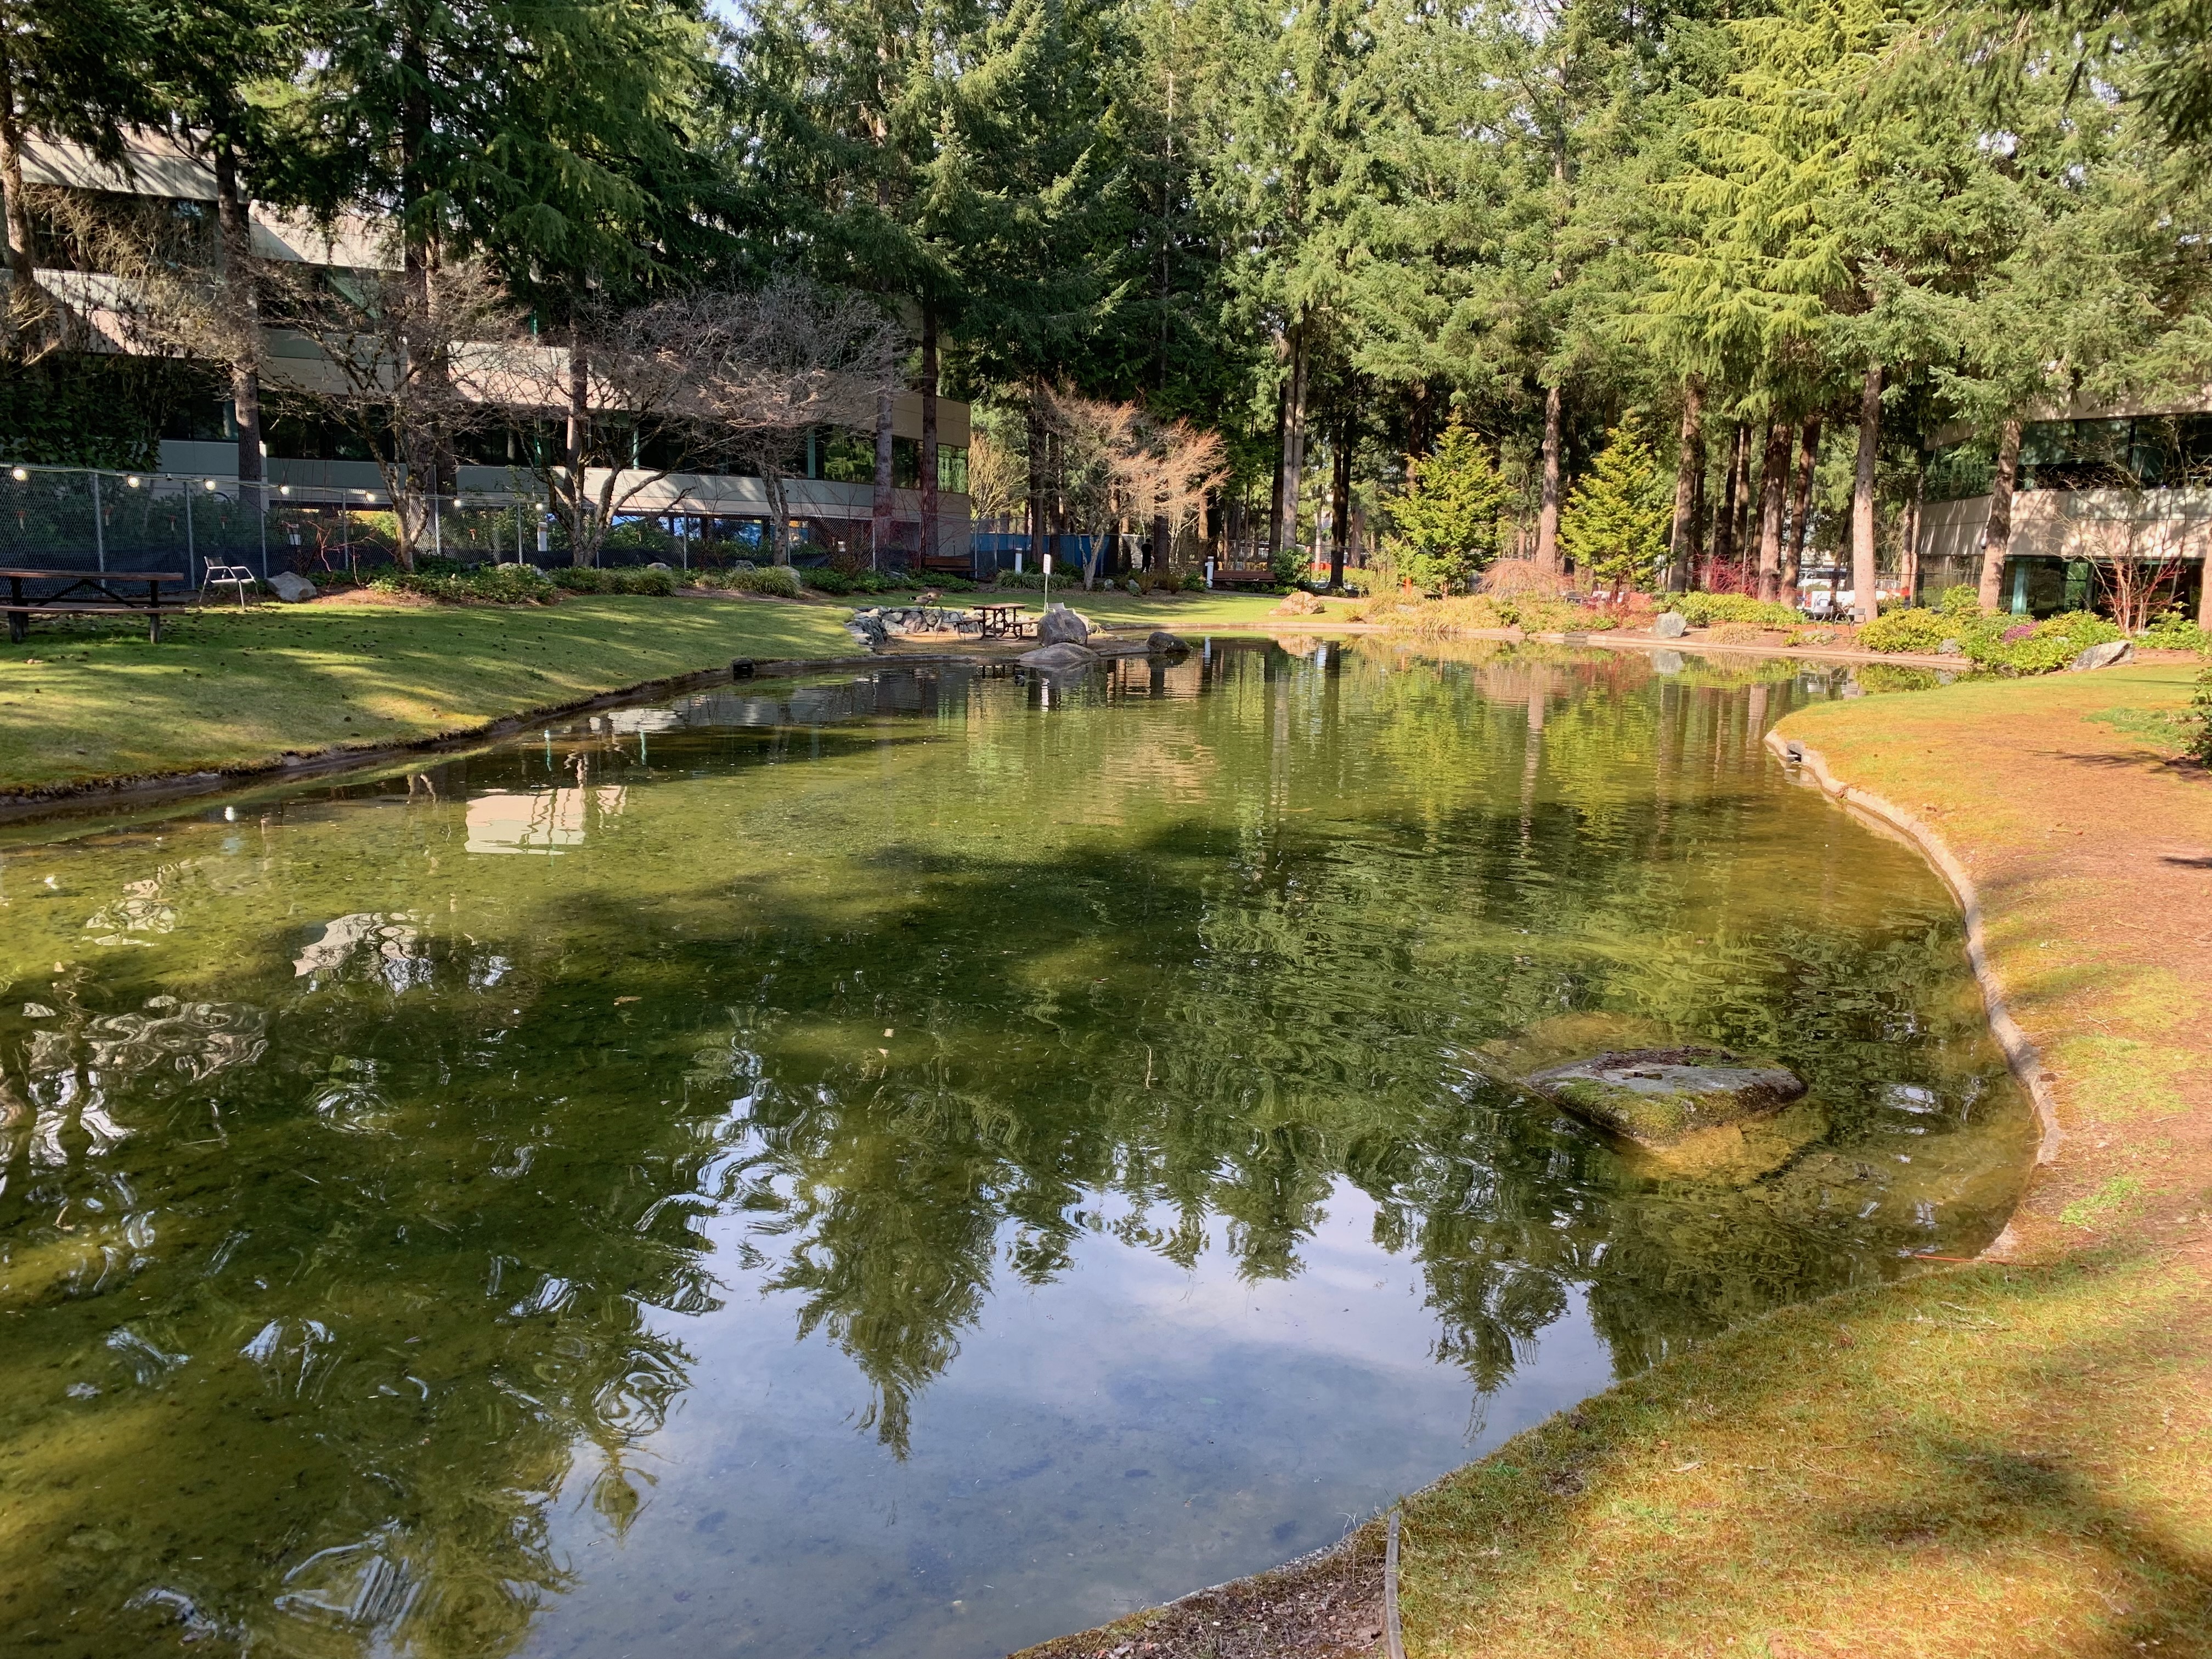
xmin=1937 ymin=584 xmax=1984 ymax=619
xmin=2189 ymin=667 xmax=2212 ymax=766
xmin=705 ymin=564 xmax=804 ymax=598
xmin=366 ymin=562 xmax=556 ymax=605
xmin=1395 ymin=424 xmax=1511 ymax=591
xmin=1859 ymin=606 xmax=1953 ymax=654
xmin=804 ymin=566 xmax=905 ymax=596
xmin=1963 ymin=609 xmax=2122 ymax=673
xmin=2143 ymin=608 xmax=2212 ymax=654
xmin=1672 ymin=592 xmax=1803 ymax=629
xmin=549 ymin=565 xmax=677 ymax=596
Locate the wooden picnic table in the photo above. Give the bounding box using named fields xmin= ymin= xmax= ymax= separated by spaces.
xmin=2 ymin=567 xmax=189 ymax=644
xmin=974 ymin=602 xmax=1033 ymax=640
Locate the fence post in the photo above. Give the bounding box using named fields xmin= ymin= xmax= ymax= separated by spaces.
xmin=257 ymin=481 xmax=268 ymax=581
xmin=183 ymin=478 xmax=195 ymax=577
xmin=90 ymin=470 xmax=104 ymax=572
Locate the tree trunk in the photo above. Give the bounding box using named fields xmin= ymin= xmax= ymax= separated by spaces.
xmin=212 ymin=143 xmax=265 ymax=501
xmin=1279 ymin=325 xmax=1307 ymax=560
xmin=1978 ymin=417 xmax=2021 ymax=613
xmin=871 ymin=354 xmax=895 ymax=572
xmin=0 ymin=37 xmax=46 ymax=349
xmin=1536 ymin=382 xmax=1563 ymax=573
xmin=1026 ymin=379 xmax=1046 ymax=573
xmin=565 ymin=324 xmax=593 ymax=566
xmin=1667 ymin=379 xmax=1703 ymax=592
xmin=1785 ymin=418 xmax=1819 ymax=608
xmin=1850 ymin=363 xmax=1883 ymax=623
xmin=1754 ymin=420 xmax=1790 ymax=603
xmin=1267 ymin=374 xmax=1288 ymax=556
xmin=1712 ymin=421 xmax=1745 ymax=580
xmin=1329 ymin=416 xmax=1350 ymax=591
xmin=920 ymin=308 xmax=939 ymax=565
xmin=1902 ymin=464 xmax=1923 ymax=605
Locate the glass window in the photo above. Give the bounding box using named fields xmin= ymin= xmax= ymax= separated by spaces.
xmin=937 ymin=445 xmax=968 ymax=493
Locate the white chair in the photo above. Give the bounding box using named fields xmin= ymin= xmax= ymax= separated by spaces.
xmin=204 ymin=559 xmax=256 ymax=608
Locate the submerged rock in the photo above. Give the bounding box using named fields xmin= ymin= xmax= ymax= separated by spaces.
xmin=1148 ymin=630 xmax=1190 ymax=654
xmin=1018 ymin=641 xmax=1101 ymax=672
xmin=1526 ymin=1047 xmax=1807 ymax=1149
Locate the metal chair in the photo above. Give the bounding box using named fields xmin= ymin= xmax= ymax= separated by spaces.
xmin=204 ymin=559 xmax=257 ymax=609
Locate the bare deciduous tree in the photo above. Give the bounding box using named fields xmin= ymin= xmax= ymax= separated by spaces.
xmin=687 ymin=277 xmax=901 ymax=565
xmin=265 ymin=250 xmax=520 ymax=569
xmin=1036 ymin=385 xmax=1226 ymax=590
xmin=505 ymin=276 xmax=900 ymax=566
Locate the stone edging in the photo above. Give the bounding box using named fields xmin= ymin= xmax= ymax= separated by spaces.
xmin=1763 ymin=730 xmax=2065 ymax=1215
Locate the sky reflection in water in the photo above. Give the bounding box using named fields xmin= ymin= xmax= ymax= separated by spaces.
xmin=0 ymin=640 xmax=2032 ymax=1658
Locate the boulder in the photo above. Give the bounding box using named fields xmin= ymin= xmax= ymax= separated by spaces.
xmin=1652 ymin=611 xmax=1689 ymax=639
xmin=1018 ymin=642 xmax=1101 ymax=672
xmin=1525 ymin=1047 xmax=1807 ymax=1149
xmin=646 ymin=561 xmax=673 ymax=571
xmin=845 ymin=609 xmax=889 ymax=650
xmin=1147 ymin=630 xmax=1191 ymax=655
xmin=267 ymin=571 xmax=317 ymax=603
xmin=1036 ymin=603 xmax=1090 ymax=646
xmin=2070 ymin=639 xmax=2133 ymax=672
xmin=1938 ymin=638 xmax=1963 ymax=656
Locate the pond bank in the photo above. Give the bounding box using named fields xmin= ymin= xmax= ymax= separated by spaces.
xmin=0 ymin=590 xmax=1295 ymax=820
xmin=1019 ymin=662 xmax=2212 ymax=1659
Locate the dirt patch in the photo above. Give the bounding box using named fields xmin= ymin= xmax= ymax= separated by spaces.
xmin=1018 ymin=1530 xmax=1389 ymax=1659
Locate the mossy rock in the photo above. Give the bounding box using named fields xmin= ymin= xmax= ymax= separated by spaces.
xmin=1526 ymin=1047 xmax=1807 ymax=1149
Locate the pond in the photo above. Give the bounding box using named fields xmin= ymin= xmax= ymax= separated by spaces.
xmin=0 ymin=639 xmax=2032 ymax=1659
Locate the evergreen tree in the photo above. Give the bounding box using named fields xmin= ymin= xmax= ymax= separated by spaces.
xmin=1393 ymin=423 xmax=1510 ymax=591
xmin=1559 ymin=412 xmax=1671 ymax=591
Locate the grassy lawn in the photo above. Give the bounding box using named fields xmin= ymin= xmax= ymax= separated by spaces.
xmin=0 ymin=595 xmax=859 ymax=797
xmin=0 ymin=586 xmax=1299 ymax=800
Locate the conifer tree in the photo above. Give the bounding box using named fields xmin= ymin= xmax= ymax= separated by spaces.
xmin=1393 ymin=424 xmax=1510 ymax=591
xmin=1559 ymin=412 xmax=1671 ymax=592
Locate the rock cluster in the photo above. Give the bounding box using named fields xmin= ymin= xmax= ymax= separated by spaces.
xmin=844 ymin=606 xmax=982 ymax=648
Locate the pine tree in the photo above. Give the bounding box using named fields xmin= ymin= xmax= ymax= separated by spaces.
xmin=1559 ymin=413 xmax=1671 ymax=592
xmin=1393 ymin=424 xmax=1510 ymax=591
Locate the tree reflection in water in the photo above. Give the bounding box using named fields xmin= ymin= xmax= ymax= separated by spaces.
xmin=0 ymin=641 xmax=2032 ymax=1657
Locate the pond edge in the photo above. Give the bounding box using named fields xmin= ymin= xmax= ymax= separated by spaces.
xmin=1764 ymin=727 xmax=2065 ymax=1204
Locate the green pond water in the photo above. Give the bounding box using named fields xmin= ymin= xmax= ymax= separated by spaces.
xmin=0 ymin=639 xmax=2031 ymax=1658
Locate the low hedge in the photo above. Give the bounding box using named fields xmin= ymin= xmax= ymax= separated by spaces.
xmin=1667 ymin=592 xmax=1804 ymax=629
xmin=366 ymin=563 xmax=556 ymax=605
xmin=549 ymin=565 xmax=679 ymax=596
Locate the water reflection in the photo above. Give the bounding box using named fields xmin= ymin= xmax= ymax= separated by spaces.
xmin=0 ymin=642 xmax=2032 ymax=1658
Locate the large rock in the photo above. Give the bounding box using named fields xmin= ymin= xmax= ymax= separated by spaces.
xmin=1017 ymin=642 xmax=1101 ymax=672
xmin=1652 ymin=611 xmax=1689 ymax=639
xmin=1036 ymin=603 xmax=1090 ymax=646
xmin=2070 ymin=639 xmax=2133 ymax=672
xmin=1148 ymin=630 xmax=1191 ymax=654
xmin=267 ymin=571 xmax=317 ymax=603
xmin=1526 ymin=1047 xmax=1807 ymax=1149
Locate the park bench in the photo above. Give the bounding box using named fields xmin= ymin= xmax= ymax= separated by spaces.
xmin=1209 ymin=564 xmax=1277 ymax=589
xmin=912 ymin=553 xmax=976 ymax=580
xmin=3 ymin=568 xmax=188 ymax=644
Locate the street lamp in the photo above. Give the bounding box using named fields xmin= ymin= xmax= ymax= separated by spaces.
xmin=9 ymin=467 xmax=26 ymax=482
xmin=125 ymin=475 xmax=142 ymax=489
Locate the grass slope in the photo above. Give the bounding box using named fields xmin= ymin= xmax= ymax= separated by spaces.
xmin=1393 ymin=663 xmax=2212 ymax=1658
xmin=0 ymin=588 xmax=1295 ymax=800
xmin=0 ymin=596 xmax=857 ymax=795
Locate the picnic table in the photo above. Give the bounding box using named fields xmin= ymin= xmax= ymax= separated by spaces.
xmin=974 ymin=602 xmax=1033 ymax=640
xmin=3 ymin=567 xmax=188 ymax=644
